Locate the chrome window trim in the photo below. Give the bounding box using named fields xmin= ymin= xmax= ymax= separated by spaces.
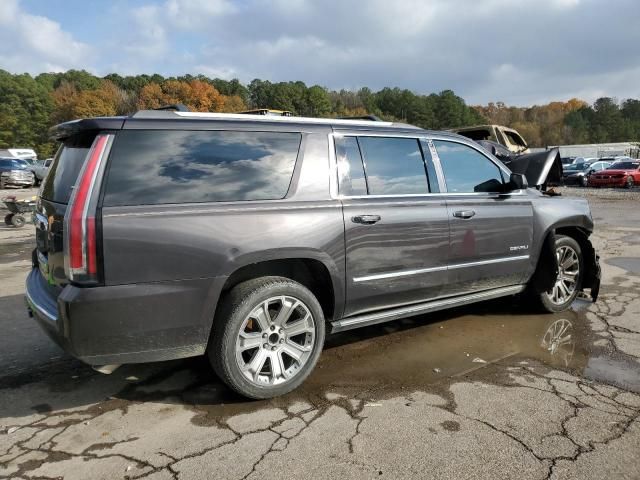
xmin=353 ymin=254 xmax=530 ymax=283
xmin=428 ymin=134 xmax=513 ymax=176
xmin=327 ymin=131 xmax=339 ymax=199
xmin=424 ymin=138 xmax=447 ymax=192
xmin=330 ymin=132 xmax=526 ymax=198
xmin=330 ymin=131 xmax=442 ymax=199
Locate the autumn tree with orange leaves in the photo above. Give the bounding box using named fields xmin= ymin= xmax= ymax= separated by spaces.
xmin=137 ymin=80 xmax=226 ymax=112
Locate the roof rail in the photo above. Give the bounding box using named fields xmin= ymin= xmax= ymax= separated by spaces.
xmin=128 ymin=109 xmax=415 ymax=128
xmin=238 ymin=109 xmax=293 ymax=117
xmin=336 ymin=115 xmax=383 ymax=122
xmin=153 ymin=104 xmax=190 ymax=112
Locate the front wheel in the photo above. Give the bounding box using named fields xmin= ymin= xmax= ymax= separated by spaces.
xmin=209 ymin=276 xmax=325 ymax=399
xmin=581 ymin=176 xmax=588 ymax=187
xmin=537 ymin=235 xmax=583 ymax=313
xmin=625 ymin=176 xmax=634 ymax=189
xmin=4 ymin=213 xmax=13 ymax=226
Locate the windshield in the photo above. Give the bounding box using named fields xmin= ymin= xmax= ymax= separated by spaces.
xmin=565 ymin=163 xmax=591 ymax=172
xmin=0 ymin=158 xmax=29 ymax=170
xmin=608 ymin=161 xmax=639 ymax=170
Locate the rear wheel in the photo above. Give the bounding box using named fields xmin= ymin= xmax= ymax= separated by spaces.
xmin=10 ymin=214 xmax=25 ymax=228
xmin=4 ymin=213 xmax=13 ymax=226
xmin=209 ymin=276 xmax=325 ymax=399
xmin=537 ymin=235 xmax=583 ymax=313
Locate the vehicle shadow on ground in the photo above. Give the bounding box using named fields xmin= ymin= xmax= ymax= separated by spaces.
xmin=0 ymin=293 xmax=591 ymax=422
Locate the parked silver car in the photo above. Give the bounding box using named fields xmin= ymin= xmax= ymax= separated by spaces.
xmin=33 ymin=158 xmax=53 ymax=184
xmin=0 ymin=157 xmax=35 ymax=188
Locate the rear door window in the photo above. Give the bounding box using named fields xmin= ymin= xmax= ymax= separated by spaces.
xmin=103 ymin=130 xmax=301 ymax=206
xmin=336 ymin=136 xmax=368 ymax=196
xmin=358 ymin=137 xmax=429 ymax=195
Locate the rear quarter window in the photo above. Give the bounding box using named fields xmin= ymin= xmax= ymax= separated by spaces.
xmin=102 ymin=130 xmax=302 ymax=206
xmin=41 ymin=134 xmax=94 ymax=204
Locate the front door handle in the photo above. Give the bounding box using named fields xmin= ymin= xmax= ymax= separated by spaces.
xmin=453 ymin=210 xmax=476 ymax=219
xmin=352 ymin=215 xmax=381 ymax=225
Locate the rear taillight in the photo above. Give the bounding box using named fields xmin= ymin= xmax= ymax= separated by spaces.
xmin=64 ymin=134 xmax=112 ymax=284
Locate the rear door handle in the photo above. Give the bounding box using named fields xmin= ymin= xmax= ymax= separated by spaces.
xmin=352 ymin=215 xmax=381 ymax=225
xmin=453 ymin=210 xmax=476 ymax=219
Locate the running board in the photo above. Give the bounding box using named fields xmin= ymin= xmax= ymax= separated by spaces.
xmin=330 ymin=285 xmax=526 ymax=333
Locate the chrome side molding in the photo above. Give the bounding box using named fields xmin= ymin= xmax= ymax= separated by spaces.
xmin=331 ymin=285 xmax=526 ymax=333
xmin=353 ymin=255 xmax=530 ymax=283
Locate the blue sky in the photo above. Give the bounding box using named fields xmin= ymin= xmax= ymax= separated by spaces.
xmin=3 ymin=0 xmax=640 ymax=105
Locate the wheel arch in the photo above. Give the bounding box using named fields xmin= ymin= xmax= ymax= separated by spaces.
xmin=218 ymin=255 xmax=343 ymax=324
xmin=530 ymin=224 xmax=600 ymax=300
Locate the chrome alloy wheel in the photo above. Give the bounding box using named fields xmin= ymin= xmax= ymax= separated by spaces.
xmin=546 ymin=245 xmax=580 ymax=305
xmin=235 ymin=296 xmax=316 ymax=386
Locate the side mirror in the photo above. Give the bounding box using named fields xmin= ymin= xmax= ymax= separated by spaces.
xmin=508 ymin=173 xmax=528 ymax=191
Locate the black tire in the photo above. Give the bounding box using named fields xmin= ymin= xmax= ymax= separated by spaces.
xmin=581 ymin=176 xmax=588 ymax=187
xmin=10 ymin=214 xmax=25 ymax=228
xmin=209 ymin=276 xmax=325 ymax=399
xmin=625 ymin=176 xmax=634 ymax=189
xmin=536 ymin=235 xmax=583 ymax=313
xmin=4 ymin=213 xmax=13 ymax=226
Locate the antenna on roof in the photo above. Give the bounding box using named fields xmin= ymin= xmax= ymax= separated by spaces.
xmin=154 ymin=104 xmax=190 ymax=112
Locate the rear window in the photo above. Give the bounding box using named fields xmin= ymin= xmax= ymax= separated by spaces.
xmin=610 ymin=161 xmax=640 ymax=169
xmin=457 ymin=129 xmax=492 ymax=141
xmin=103 ymin=130 xmax=301 ymax=206
xmin=504 ymin=130 xmax=527 ymax=147
xmin=41 ymin=134 xmax=93 ymax=204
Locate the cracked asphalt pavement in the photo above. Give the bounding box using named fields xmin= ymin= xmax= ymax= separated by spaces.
xmin=1 ymin=187 xmax=640 ymax=480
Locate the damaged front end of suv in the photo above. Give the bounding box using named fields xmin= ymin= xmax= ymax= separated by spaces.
xmin=477 ymin=140 xmax=600 ymax=304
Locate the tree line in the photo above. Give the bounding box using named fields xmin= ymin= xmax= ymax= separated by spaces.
xmin=0 ymin=69 xmax=638 ymax=158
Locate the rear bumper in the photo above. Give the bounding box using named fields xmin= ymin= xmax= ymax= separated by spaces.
xmin=25 ymin=269 xmax=227 ymax=365
xmin=563 ymin=176 xmax=585 ymax=186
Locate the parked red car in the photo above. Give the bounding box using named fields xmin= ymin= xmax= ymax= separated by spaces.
xmin=588 ymin=159 xmax=640 ymax=188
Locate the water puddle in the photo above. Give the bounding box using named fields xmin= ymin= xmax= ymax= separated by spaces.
xmin=606 ymin=257 xmax=640 ymax=275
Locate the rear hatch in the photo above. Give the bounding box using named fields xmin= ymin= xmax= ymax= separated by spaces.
xmin=35 ymin=132 xmax=96 ymax=290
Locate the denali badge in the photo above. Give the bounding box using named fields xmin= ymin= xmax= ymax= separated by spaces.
xmin=510 ymin=245 xmax=529 ymax=251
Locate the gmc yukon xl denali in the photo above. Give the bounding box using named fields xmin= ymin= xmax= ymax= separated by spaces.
xmin=25 ymin=109 xmax=601 ymax=399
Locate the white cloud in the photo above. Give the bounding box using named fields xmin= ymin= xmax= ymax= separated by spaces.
xmin=165 ymin=0 xmax=236 ymax=29
xmin=2 ymin=0 xmax=639 ymax=106
xmin=0 ymin=0 xmax=90 ymax=74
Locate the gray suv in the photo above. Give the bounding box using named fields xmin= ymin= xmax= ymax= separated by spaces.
xmin=25 ymin=109 xmax=600 ymax=399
